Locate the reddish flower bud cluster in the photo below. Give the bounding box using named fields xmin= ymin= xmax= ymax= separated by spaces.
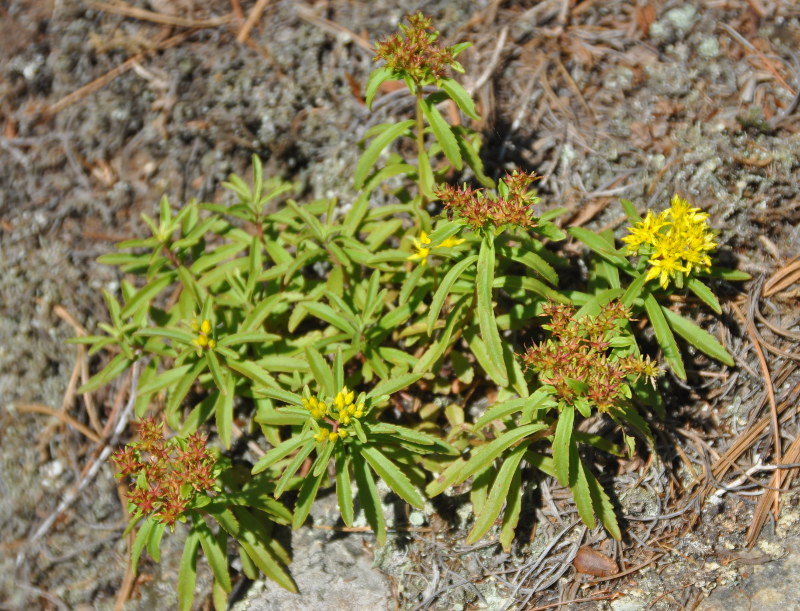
xmin=521 ymin=301 xmax=662 ymax=413
xmin=111 ymin=417 xmax=217 ymax=526
xmin=374 ymin=13 xmax=455 ymax=84
xmin=436 ymin=171 xmax=541 ymax=230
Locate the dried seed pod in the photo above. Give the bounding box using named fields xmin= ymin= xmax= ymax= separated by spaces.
xmin=573 ymin=546 xmax=619 ymax=577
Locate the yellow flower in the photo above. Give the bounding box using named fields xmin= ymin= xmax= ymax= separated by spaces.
xmin=191 ymin=318 xmax=216 ymax=350
xmin=623 ymin=194 xmax=716 ymax=289
xmin=439 ymin=236 xmax=465 ymax=249
xmin=407 ymin=231 xmax=432 ymax=265
xmin=407 ymin=231 xmax=465 ymax=265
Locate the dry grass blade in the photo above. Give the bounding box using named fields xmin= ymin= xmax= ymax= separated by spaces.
xmin=294 ymin=3 xmax=373 ymax=53
xmin=236 ymin=0 xmax=270 ymax=43
xmin=15 ymin=403 xmax=102 ymax=444
xmin=763 ymin=255 xmax=800 ymax=297
xmin=88 ymin=1 xmax=234 ymax=28
xmin=746 ymin=435 xmax=800 ymax=547
xmin=44 ymin=30 xmax=196 ymax=117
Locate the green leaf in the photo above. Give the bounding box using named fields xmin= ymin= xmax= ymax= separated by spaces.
xmin=190 ymin=242 xmax=248 ymax=276
xmin=275 ymin=439 xmax=317 ymax=497
xmin=303 ymin=301 xmax=358 ymax=335
xmin=252 ymin=433 xmax=313 ymax=475
xmin=146 ymin=521 xmax=166 ymax=563
xmin=165 ymin=359 xmax=206 ymax=429
xmin=644 ymin=294 xmax=686 ymax=379
xmin=421 ymin=94 xmax=462 ymax=169
xmin=354 ymin=120 xmax=415 ymax=189
xmin=79 ymin=353 xmax=132 ymax=393
xmin=414 ymin=295 xmax=470 ymax=374
xmin=335 ymin=445 xmax=354 ymax=526
xmin=226 ymin=360 xmax=303 ymax=405
xmin=440 ymin=78 xmax=479 ymax=120
xmin=466 ymin=441 xmax=528 ymax=544
xmin=456 ymin=423 xmax=547 ymax=486
xmin=216 ymin=508 xmax=297 ymax=592
xmin=553 ymin=403 xmax=574 ymax=487
xmin=453 ymin=125 xmax=494 ymax=188
xmin=206 ymin=350 xmax=228 ymax=397
xmin=177 ymin=529 xmax=200 ymax=611
xmin=585 ymin=467 xmax=621 ymax=540
xmin=417 ymin=150 xmax=434 ymax=197
xmin=706 ymin=267 xmax=751 ymax=281
xmin=364 ymin=66 xmax=394 ymax=109
xmin=571 ymin=453 xmax=596 ymax=530
xmin=621 ymin=271 xmax=648 ymax=308
xmin=215 ymin=373 xmax=235 ymax=449
xmin=366 ymin=373 xmax=423 ymax=402
xmin=134 ymin=327 xmax=195 ymax=345
xmin=476 ymin=235 xmax=508 ymax=387
xmin=120 ymin=274 xmax=174 ymax=319
xmin=498 ymin=245 xmax=558 ymax=286
xmin=362 ymin=446 xmax=424 ymax=508
xmin=291 ymin=465 xmax=326 ymax=529
xmin=131 ymin=517 xmax=155 ymax=574
xmin=427 ymin=254 xmax=478 ymax=335
xmin=465 ymin=332 xmax=508 ymax=388
xmin=304 ymin=346 xmax=334 ymax=397
xmin=686 ymin=277 xmax=722 ymax=314
xmin=352 ymin=450 xmax=386 ymax=545
xmin=568 ymin=227 xmax=631 ymax=268
xmin=619 ymin=199 xmax=642 ymax=225
xmin=499 ymin=460 xmax=523 ymax=552
xmin=195 ymin=520 xmax=231 ymax=592
xmin=474 ymin=389 xmax=552 ymax=431
xmin=661 ymin=306 xmax=734 ymax=366
xmin=286 ymin=200 xmax=325 ymax=242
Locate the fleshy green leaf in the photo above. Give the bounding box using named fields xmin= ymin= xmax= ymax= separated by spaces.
xmin=252 ymin=433 xmax=313 ymax=475
xmin=553 ymin=403 xmax=574 ymax=487
xmin=661 ymin=305 xmax=734 ymax=366
xmin=354 ymin=120 xmax=415 ymax=189
xmin=570 ymin=452 xmax=596 ymax=530
xmin=292 ymin=465 xmax=326 ymax=529
xmin=366 ymin=373 xmax=423 ymax=402
xmin=364 ymin=66 xmax=394 ymax=109
xmin=362 ymin=446 xmax=424 ymax=508
xmin=177 ymin=529 xmax=200 ymax=611
xmin=644 ymin=294 xmax=686 ymax=379
xmin=456 ymin=423 xmax=547 ymax=486
xmin=466 ymin=441 xmax=528 ymax=544
xmin=352 ymin=450 xmax=386 ymax=545
xmin=585 ymin=467 xmax=621 ymax=540
xmin=421 ymin=95 xmax=462 ymax=169
xmin=686 ymin=277 xmax=722 ymax=314
xmin=131 ymin=517 xmax=155 ymax=574
xmin=195 ymin=520 xmax=232 ymax=592
xmin=120 ymin=274 xmax=175 ymax=319
xmin=335 ymin=445 xmax=354 ymax=526
xmin=477 ymin=235 xmax=508 ymax=387
xmin=427 ymin=254 xmax=478 ymax=335
xmin=440 ymin=78 xmax=479 ymax=120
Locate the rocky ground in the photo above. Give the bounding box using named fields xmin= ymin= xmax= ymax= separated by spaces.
xmin=2 ymin=0 xmax=800 ymax=609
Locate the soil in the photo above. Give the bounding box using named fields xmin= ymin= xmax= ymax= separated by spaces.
xmin=2 ymin=1 xmax=800 ymax=610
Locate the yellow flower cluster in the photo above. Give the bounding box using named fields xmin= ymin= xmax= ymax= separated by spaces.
xmin=622 ymin=195 xmax=717 ymax=289
xmin=407 ymin=231 xmax=465 ymax=265
xmin=191 ymin=318 xmax=216 ymax=350
xmin=302 ymin=386 xmax=367 ymax=443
